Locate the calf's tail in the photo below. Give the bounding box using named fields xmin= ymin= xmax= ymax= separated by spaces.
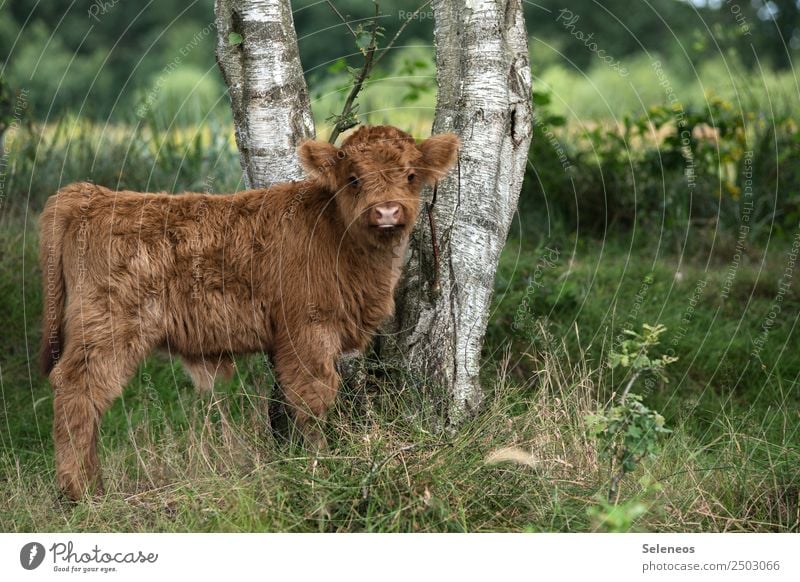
xmin=39 ymin=195 xmax=68 ymax=376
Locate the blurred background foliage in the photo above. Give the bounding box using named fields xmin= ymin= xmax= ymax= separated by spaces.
xmin=1 ymin=0 xmax=798 ymax=241
xmin=2 ymin=0 xmax=798 ymax=120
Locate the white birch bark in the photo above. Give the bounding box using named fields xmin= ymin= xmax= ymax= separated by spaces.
xmin=215 ymin=0 xmax=532 ymax=428
xmin=214 ymin=0 xmax=315 ymax=186
xmin=387 ymin=0 xmax=532 ymax=426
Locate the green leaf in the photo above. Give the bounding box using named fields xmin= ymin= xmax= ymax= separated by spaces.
xmin=327 ymin=58 xmax=347 ymax=73
xmin=356 ymin=31 xmax=373 ymax=53
xmin=228 ymin=32 xmax=243 ymax=46
xmin=584 ymin=414 xmax=608 ymax=434
xmin=402 ymin=90 xmax=420 ymax=104
xmin=532 ymin=91 xmax=551 ymax=107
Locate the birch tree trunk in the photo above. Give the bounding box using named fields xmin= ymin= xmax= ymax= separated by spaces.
xmin=214 ymin=0 xmax=315 ymax=186
xmin=215 ymin=0 xmax=532 ymax=429
xmin=386 ymin=0 xmax=532 ymax=426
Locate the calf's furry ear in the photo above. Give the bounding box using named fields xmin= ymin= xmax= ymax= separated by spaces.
xmin=298 ymin=140 xmax=342 ymax=191
xmin=418 ymin=133 xmax=460 ymax=183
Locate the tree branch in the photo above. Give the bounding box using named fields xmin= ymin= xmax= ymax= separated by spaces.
xmin=373 ymin=0 xmax=433 ymax=69
xmin=325 ymin=0 xmax=433 ymax=144
xmin=325 ymin=0 xmax=358 ymax=41
xmin=618 ymin=370 xmax=640 ymax=404
xmin=327 ymin=2 xmax=380 ymax=144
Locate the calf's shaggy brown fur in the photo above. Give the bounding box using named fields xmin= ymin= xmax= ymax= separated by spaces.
xmin=39 ymin=125 xmax=459 ymax=499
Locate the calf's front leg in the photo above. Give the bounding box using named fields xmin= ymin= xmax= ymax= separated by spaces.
xmin=272 ymin=328 xmax=341 ymax=451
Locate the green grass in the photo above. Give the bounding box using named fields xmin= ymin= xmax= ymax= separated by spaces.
xmin=1 ymin=210 xmax=798 ymax=532
xmin=1 ymin=108 xmax=798 ymax=532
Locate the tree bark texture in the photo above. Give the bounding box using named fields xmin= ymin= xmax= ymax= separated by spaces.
xmin=386 ymin=0 xmax=532 ymax=426
xmin=215 ymin=0 xmax=533 ymax=428
xmin=215 ymin=0 xmax=315 ymax=186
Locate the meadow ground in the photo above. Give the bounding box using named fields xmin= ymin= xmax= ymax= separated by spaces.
xmin=1 ymin=210 xmax=797 ymax=532
xmin=0 ymin=107 xmax=798 ymax=532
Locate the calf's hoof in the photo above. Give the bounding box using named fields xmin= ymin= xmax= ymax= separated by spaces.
xmin=296 ymin=422 xmax=328 ymax=454
xmin=57 ymin=472 xmax=104 ymax=502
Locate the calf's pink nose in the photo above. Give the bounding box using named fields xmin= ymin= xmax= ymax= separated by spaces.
xmin=372 ymin=202 xmax=403 ymax=225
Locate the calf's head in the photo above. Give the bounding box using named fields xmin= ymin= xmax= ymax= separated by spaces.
xmin=298 ymin=125 xmax=460 ymax=246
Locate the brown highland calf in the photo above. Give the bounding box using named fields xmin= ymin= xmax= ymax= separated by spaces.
xmin=39 ymin=125 xmax=459 ymax=500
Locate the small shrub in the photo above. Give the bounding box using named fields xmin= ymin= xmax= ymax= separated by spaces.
xmin=586 ymin=324 xmax=675 ymax=503
xmin=520 ymin=86 xmax=800 ymax=244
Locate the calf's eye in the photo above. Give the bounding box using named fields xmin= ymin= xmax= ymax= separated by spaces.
xmin=407 ymin=173 xmax=415 ymax=183
xmin=349 ymin=176 xmax=359 ymax=188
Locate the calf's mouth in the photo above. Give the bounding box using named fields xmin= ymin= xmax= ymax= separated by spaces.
xmin=372 ymin=223 xmax=405 ymax=230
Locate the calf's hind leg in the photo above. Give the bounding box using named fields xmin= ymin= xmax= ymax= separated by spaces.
xmin=51 ymin=341 xmax=147 ymax=500
xmin=181 ymin=354 xmax=235 ymax=392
